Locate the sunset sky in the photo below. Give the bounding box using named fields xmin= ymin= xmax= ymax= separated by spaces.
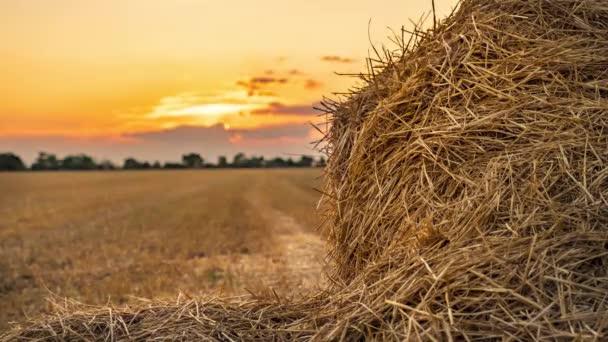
xmin=0 ymin=0 xmax=456 ymax=164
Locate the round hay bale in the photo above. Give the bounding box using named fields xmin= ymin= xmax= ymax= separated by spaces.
xmin=2 ymin=0 xmax=607 ymax=340
xmin=319 ymin=0 xmax=608 ymax=338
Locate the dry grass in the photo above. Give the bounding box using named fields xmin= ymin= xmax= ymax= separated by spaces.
xmin=2 ymin=0 xmax=608 ymax=340
xmin=316 ymin=0 xmax=608 ymax=338
xmin=0 ymin=169 xmax=324 ymax=331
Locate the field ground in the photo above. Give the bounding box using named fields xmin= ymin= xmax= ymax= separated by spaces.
xmin=0 ymin=169 xmax=325 ymax=330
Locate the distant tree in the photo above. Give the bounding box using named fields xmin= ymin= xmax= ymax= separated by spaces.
xmin=61 ymin=154 xmax=96 ymax=170
xmin=232 ymin=152 xmax=246 ymax=167
xmin=247 ymin=156 xmax=264 ymax=168
xmin=286 ymin=157 xmax=295 ymax=167
xmin=266 ymin=157 xmax=287 ymax=168
xmin=316 ymin=156 xmax=327 ymax=167
xmin=182 ymin=153 xmax=203 ymax=168
xmin=123 ymin=158 xmax=142 ymax=170
xmin=217 ymin=156 xmax=228 ymax=168
xmin=142 ymin=161 xmax=151 ymax=169
xmin=98 ymin=160 xmax=116 ymax=170
xmin=152 ymin=161 xmax=162 ymax=169
xmin=163 ymin=162 xmax=186 ymax=169
xmin=0 ymin=153 xmax=25 ymax=171
xmin=297 ymin=155 xmax=314 ymax=167
xmin=31 ymin=152 xmax=60 ymax=170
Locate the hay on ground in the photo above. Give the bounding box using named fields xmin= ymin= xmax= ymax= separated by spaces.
xmin=2 ymin=0 xmax=607 ymax=340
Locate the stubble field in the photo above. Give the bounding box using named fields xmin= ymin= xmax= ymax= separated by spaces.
xmin=0 ymin=169 xmax=325 ymax=330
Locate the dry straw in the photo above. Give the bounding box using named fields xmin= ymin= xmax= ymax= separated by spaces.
xmin=3 ymin=0 xmax=607 ymax=340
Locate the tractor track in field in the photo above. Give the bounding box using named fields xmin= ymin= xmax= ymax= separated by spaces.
xmin=189 ymin=178 xmax=327 ymax=297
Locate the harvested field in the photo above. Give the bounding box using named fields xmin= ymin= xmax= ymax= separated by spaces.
xmin=0 ymin=169 xmax=325 ymax=330
xmin=2 ymin=0 xmax=608 ymax=340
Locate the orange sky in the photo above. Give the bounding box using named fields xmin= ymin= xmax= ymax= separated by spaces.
xmin=0 ymin=0 xmax=457 ymax=162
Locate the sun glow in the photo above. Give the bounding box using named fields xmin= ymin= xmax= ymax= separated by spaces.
xmin=135 ymin=91 xmax=315 ymax=131
xmin=147 ymin=92 xmax=272 ymax=120
xmin=167 ymin=103 xmax=263 ymax=117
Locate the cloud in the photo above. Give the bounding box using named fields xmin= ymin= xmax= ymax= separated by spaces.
xmin=237 ymin=76 xmax=289 ymax=96
xmin=250 ymin=77 xmax=288 ymax=84
xmin=123 ymin=124 xmax=311 ymax=146
xmin=229 ymin=133 xmax=243 ymax=143
xmin=251 ymin=102 xmax=320 ymax=116
xmin=141 ymin=91 xmax=276 ymax=121
xmin=304 ymin=79 xmax=323 ymax=90
xmin=320 ymin=55 xmax=356 ymax=63
xmin=125 ymin=124 xmax=229 ymax=144
xmin=235 ymin=124 xmax=312 ymax=140
xmin=125 ymin=124 xmax=314 ymax=147
xmin=124 ymin=123 xmax=316 ymax=157
xmin=288 ymin=69 xmax=305 ymax=75
xmin=257 ymin=91 xmax=277 ymax=97
xmin=262 ymin=69 xmax=305 ymax=76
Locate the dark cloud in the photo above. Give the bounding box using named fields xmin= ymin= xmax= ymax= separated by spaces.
xmin=320 ymin=55 xmax=356 ymax=63
xmin=123 ymin=123 xmax=314 ymax=158
xmin=233 ymin=124 xmax=311 ymax=140
xmin=263 ymin=69 xmax=305 ymax=76
xmin=250 ymin=77 xmax=288 ymax=84
xmin=251 ymin=102 xmax=320 ymax=116
xmin=125 ymin=124 xmax=309 ymax=144
xmin=125 ymin=125 xmax=229 ymax=144
xmin=237 ymin=76 xmax=289 ymax=96
xmin=304 ymin=79 xmax=323 ymax=90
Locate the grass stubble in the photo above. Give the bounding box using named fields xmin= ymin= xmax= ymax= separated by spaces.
xmin=2 ymin=0 xmax=608 ymax=340
xmin=0 ymin=170 xmax=324 ymax=333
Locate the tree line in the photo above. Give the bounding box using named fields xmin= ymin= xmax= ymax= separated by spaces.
xmin=0 ymin=152 xmax=325 ymax=171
